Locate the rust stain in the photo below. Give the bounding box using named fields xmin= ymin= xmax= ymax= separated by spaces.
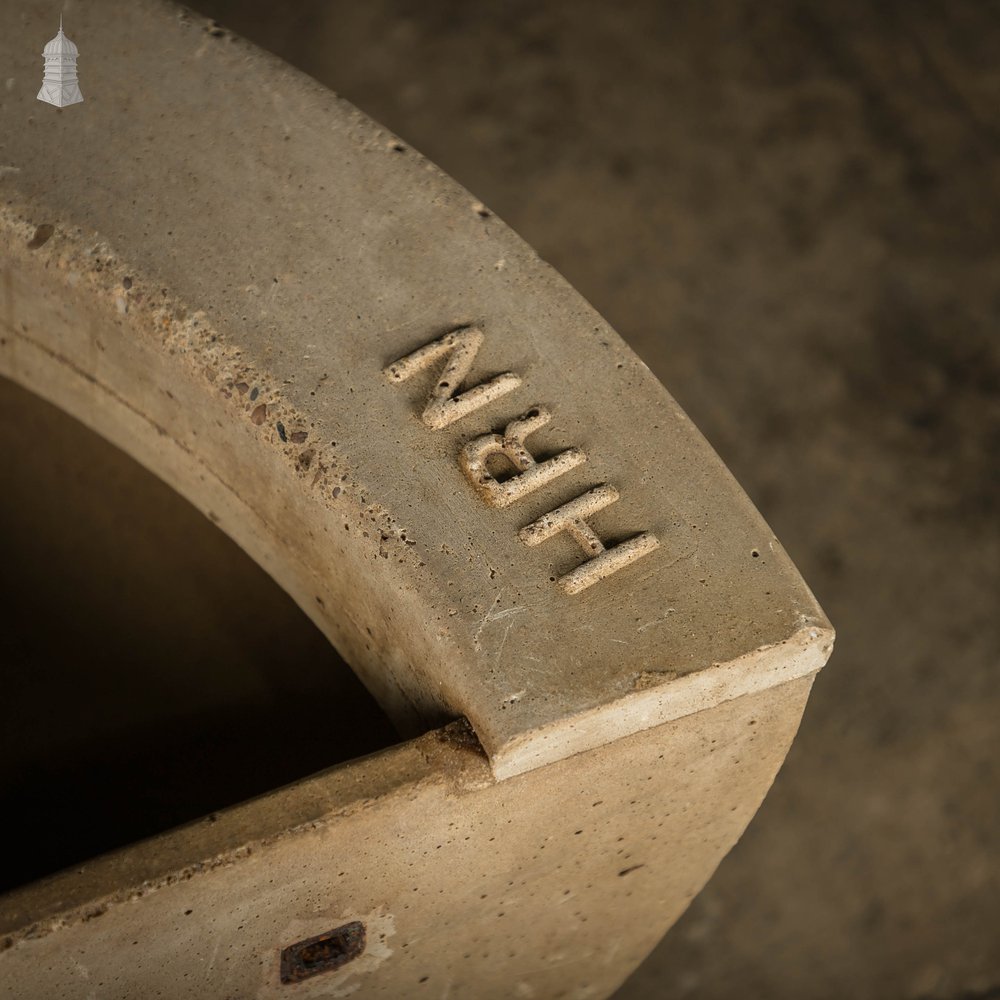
xmin=279 ymin=921 xmax=366 ymax=984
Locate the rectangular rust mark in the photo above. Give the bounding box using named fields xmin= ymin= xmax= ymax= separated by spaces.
xmin=279 ymin=921 xmax=366 ymax=984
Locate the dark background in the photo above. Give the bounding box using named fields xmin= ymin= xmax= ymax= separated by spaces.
xmin=2 ymin=2 xmax=998 ymax=997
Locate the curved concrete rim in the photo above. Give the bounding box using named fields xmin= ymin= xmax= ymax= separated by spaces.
xmin=0 ymin=0 xmax=833 ymax=781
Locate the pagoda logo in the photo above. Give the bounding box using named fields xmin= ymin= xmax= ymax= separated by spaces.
xmin=37 ymin=16 xmax=83 ymax=108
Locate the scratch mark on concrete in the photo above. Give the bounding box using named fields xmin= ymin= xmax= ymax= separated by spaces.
xmin=206 ymin=936 xmax=222 ymax=974
xmin=496 ymin=618 xmax=514 ymax=663
xmin=638 ymin=609 xmax=676 ymax=633
xmin=472 ymin=591 xmax=534 ymax=649
xmin=473 ymin=590 xmax=505 ymax=648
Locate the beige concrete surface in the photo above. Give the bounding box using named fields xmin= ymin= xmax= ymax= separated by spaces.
xmin=177 ymin=1 xmax=999 ymax=997
xmin=0 ymin=685 xmax=811 ymax=999
xmin=6 ymin=0 xmax=996 ymax=996
xmin=0 ymin=374 xmax=814 ymax=998
xmin=0 ymin=0 xmax=833 ymax=996
xmin=0 ymin=0 xmax=830 ymax=782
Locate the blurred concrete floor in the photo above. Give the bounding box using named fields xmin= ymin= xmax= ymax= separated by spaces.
xmin=186 ymin=2 xmax=999 ymax=997
xmin=2 ymin=1 xmax=997 ymax=997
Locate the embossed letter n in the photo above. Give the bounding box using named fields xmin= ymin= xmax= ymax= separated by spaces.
xmin=383 ymin=327 xmax=521 ymax=430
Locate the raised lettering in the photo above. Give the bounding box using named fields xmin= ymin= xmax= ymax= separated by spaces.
xmin=384 ymin=327 xmax=521 ymax=430
xmin=385 ymin=328 xmax=659 ymax=594
xmin=519 ymin=485 xmax=660 ymax=594
xmin=459 ymin=406 xmax=587 ymax=508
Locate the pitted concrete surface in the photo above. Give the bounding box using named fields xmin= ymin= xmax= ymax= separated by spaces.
xmin=0 ymin=2 xmax=832 ymax=995
xmin=0 ymin=0 xmax=995 ymax=996
xmin=186 ymin=1 xmax=1000 ymax=997
xmin=0 ymin=0 xmax=830 ymax=783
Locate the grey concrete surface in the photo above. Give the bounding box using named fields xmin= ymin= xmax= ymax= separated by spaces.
xmin=2 ymin=0 xmax=832 ymax=785
xmin=177 ymin=1 xmax=999 ymax=998
xmin=0 ymin=3 xmax=831 ymax=992
xmin=1 ymin=0 xmax=996 ymax=995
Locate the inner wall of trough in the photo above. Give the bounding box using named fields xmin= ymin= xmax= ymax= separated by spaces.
xmin=0 ymin=374 xmax=399 ymax=893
